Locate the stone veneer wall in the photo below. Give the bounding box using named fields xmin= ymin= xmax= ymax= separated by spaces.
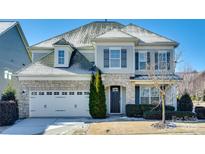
xmin=16 ymin=80 xmax=90 ymax=118
xmin=102 ymin=73 xmax=135 ymax=108
xmin=16 ymin=74 xmax=135 ymax=118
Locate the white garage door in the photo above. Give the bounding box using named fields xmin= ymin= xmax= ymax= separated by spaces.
xmin=29 ymin=90 xmax=90 ymax=117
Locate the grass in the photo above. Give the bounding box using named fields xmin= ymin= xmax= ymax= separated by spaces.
xmin=86 ymin=121 xmax=205 ymax=135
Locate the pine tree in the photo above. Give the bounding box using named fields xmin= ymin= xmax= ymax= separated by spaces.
xmin=89 ymin=71 xmax=106 ymax=118
xmin=95 ymin=70 xmax=106 ymax=118
xmin=89 ymin=73 xmax=97 ymax=117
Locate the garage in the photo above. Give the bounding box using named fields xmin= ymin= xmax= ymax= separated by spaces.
xmin=29 ymin=90 xmax=90 ymax=117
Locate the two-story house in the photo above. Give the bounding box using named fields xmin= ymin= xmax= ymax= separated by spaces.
xmin=16 ymin=21 xmax=181 ymax=118
xmin=0 ymin=21 xmax=31 ymax=95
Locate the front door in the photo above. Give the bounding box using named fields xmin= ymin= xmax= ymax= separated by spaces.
xmin=110 ymin=86 xmax=121 ymax=113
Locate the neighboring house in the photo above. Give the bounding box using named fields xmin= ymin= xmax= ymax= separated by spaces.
xmin=16 ymin=21 xmax=180 ymax=118
xmin=192 ymin=71 xmax=205 ymax=98
xmin=0 ymin=21 xmax=31 ymax=95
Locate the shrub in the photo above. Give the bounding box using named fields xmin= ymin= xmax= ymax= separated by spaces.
xmin=1 ymin=84 xmax=16 ymax=101
xmin=126 ymin=104 xmax=175 ymax=117
xmin=143 ymin=111 xmax=196 ymax=120
xmin=178 ymin=92 xmax=193 ymax=111
xmin=195 ymin=106 xmax=205 ymax=119
xmin=126 ymin=104 xmax=142 ymax=117
xmin=0 ymin=101 xmax=19 ymax=126
xmin=89 ymin=71 xmax=106 ymax=118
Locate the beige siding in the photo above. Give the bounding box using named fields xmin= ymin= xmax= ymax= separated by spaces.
xmin=96 ymin=45 xmax=134 ymax=74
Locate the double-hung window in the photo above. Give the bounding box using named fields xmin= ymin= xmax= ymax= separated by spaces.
xmin=140 ymin=87 xmax=150 ymax=104
xmin=110 ymin=48 xmax=121 ymax=68
xmin=151 ymin=87 xmax=160 ymax=104
xmin=158 ymin=51 xmax=167 ymax=70
xmin=139 ymin=52 xmax=147 ymax=70
xmin=58 ymin=50 xmax=65 ymax=64
xmin=140 ymin=86 xmax=160 ymax=104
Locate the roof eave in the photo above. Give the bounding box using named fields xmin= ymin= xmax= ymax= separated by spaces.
xmin=138 ymin=42 xmax=179 ymax=47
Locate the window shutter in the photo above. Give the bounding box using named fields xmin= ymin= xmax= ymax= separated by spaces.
xmin=155 ymin=52 xmax=158 ymax=70
xmin=121 ymin=49 xmax=127 ymax=68
xmin=135 ymin=86 xmax=140 ymax=104
xmin=167 ymin=52 xmax=171 ymax=70
xmin=135 ymin=52 xmax=139 ymax=70
xmin=147 ymin=52 xmax=150 ymax=69
xmin=104 ymin=49 xmax=109 ymax=68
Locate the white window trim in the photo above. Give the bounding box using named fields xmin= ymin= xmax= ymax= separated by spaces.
xmin=140 ymin=86 xmax=160 ymax=104
xmin=58 ymin=50 xmax=65 ymax=65
xmin=138 ymin=51 xmax=147 ymax=71
xmin=108 ymin=86 xmax=122 ymax=114
xmin=109 ymin=47 xmax=121 ymax=69
xmin=158 ymin=51 xmax=167 ymax=70
xmin=4 ymin=70 xmax=12 ymax=80
xmin=54 ymin=47 xmax=69 ymax=67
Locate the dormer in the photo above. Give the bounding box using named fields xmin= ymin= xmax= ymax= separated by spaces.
xmin=53 ymin=38 xmax=74 ymax=67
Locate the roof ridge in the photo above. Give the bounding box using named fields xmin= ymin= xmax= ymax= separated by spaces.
xmin=30 ymin=21 xmax=124 ymax=48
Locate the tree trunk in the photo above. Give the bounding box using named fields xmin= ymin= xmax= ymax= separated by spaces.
xmin=161 ymin=94 xmax=166 ymax=124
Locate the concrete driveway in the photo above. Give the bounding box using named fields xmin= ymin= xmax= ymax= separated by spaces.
xmin=1 ymin=118 xmax=89 ymax=135
xmin=1 ymin=116 xmax=143 ymax=135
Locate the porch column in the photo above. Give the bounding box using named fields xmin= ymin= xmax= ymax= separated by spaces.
xmin=126 ymin=82 xmax=135 ymax=104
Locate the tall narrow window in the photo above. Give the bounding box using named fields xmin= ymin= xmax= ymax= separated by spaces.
xmin=110 ymin=49 xmax=121 ymax=68
xmin=58 ymin=50 xmax=65 ymax=64
xmin=4 ymin=70 xmax=12 ymax=80
xmin=151 ymin=87 xmax=160 ymax=104
xmin=139 ymin=52 xmax=147 ymax=70
xmin=140 ymin=87 xmax=149 ymax=104
xmin=158 ymin=52 xmax=167 ymax=70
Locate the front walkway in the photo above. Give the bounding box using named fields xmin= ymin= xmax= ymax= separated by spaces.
xmin=1 ymin=116 xmax=144 ymax=135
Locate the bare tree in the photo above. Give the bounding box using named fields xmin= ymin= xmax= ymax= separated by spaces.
xmin=193 ymin=72 xmax=205 ymax=103
xmin=177 ymin=64 xmax=197 ymax=97
xmin=146 ymin=51 xmax=181 ymax=127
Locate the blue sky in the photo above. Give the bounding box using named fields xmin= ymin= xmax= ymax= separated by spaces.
xmin=9 ymin=19 xmax=205 ymax=72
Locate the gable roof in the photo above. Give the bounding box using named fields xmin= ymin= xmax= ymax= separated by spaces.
xmin=0 ymin=21 xmax=31 ymax=61
xmin=121 ymin=24 xmax=178 ymax=46
xmin=17 ymin=49 xmax=96 ymax=76
xmin=53 ymin=38 xmax=73 ymax=46
xmin=0 ymin=21 xmax=17 ymax=36
xmin=94 ymin=28 xmax=139 ymax=41
xmin=31 ymin=21 xmax=178 ymax=49
xmin=31 ymin=21 xmax=124 ymax=49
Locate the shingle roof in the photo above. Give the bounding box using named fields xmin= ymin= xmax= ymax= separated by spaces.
xmin=31 ymin=21 xmax=178 ymax=49
xmin=0 ymin=21 xmax=17 ymax=36
xmin=31 ymin=21 xmax=124 ymax=48
xmin=121 ymin=24 xmax=178 ymax=45
xmin=95 ymin=28 xmax=136 ymax=40
xmin=130 ymin=74 xmax=182 ymax=81
xmin=53 ymin=38 xmax=73 ymax=46
xmin=17 ymin=49 xmax=96 ymax=76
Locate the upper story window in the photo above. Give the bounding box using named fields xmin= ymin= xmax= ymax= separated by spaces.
xmin=139 ymin=52 xmax=147 ymax=70
xmin=110 ymin=49 xmax=121 ymax=68
xmin=158 ymin=51 xmax=167 ymax=70
xmin=58 ymin=50 xmax=65 ymax=64
xmin=4 ymin=70 xmax=12 ymax=80
xmin=104 ymin=48 xmax=127 ymax=69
